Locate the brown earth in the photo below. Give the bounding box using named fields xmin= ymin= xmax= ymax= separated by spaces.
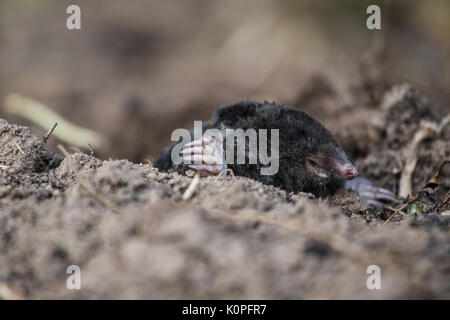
xmin=0 ymin=85 xmax=449 ymax=299
xmin=2 ymin=0 xmax=449 ymax=164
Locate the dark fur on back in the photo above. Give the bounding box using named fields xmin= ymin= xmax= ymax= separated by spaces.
xmin=155 ymin=101 xmax=346 ymax=197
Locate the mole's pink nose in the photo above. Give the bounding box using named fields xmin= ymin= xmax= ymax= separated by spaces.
xmin=333 ymin=161 xmax=359 ymax=180
xmin=343 ymin=164 xmax=359 ymax=180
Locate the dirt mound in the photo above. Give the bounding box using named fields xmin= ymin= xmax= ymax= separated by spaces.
xmin=0 ymin=119 xmax=61 ymax=174
xmin=359 ymin=85 xmax=450 ymax=216
xmin=0 ymin=86 xmax=449 ymax=299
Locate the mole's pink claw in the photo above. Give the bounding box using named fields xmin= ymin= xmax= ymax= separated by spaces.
xmin=182 ymin=154 xmax=219 ymax=165
xmin=183 ymin=136 xmax=215 ymax=148
xmin=367 ymin=199 xmax=384 ymax=208
xmin=344 ymin=177 xmax=397 ymax=207
xmin=181 ymin=147 xmax=203 ymax=155
xmin=181 ymin=136 xmax=227 ymax=176
xmin=368 ymin=187 xmax=397 ymax=203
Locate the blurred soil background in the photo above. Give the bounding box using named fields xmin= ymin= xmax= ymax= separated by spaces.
xmin=0 ymin=0 xmax=449 ymax=161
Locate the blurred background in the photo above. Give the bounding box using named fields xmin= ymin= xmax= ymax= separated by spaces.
xmin=0 ymin=0 xmax=449 ymax=162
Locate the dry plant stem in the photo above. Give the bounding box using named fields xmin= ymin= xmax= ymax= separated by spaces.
xmin=428 ymin=160 xmax=450 ymax=184
xmin=14 ymin=142 xmax=24 ymax=155
xmin=57 ymin=144 xmax=70 ymax=157
xmin=385 ymin=196 xmax=418 ymax=223
xmin=70 ymin=146 xmax=82 ymax=153
xmin=4 ymin=93 xmax=106 ymax=149
xmin=44 ymin=158 xmax=56 ymax=172
xmin=42 ymin=122 xmax=57 ymax=144
xmin=437 ymin=115 xmax=450 ymax=133
xmin=182 ymin=174 xmax=200 ymax=200
xmin=399 ymin=127 xmax=433 ymax=198
xmin=214 ymin=168 xmax=235 ymax=180
xmin=398 ymin=116 xmax=450 ymax=198
xmin=399 ymin=157 xmax=418 ymax=198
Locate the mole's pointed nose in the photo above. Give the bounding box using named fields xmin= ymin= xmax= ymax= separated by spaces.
xmin=339 ymin=163 xmax=359 ymax=180
xmin=329 ymin=157 xmax=359 ymax=180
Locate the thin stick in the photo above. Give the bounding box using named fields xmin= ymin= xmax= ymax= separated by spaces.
xmin=4 ymin=93 xmax=105 ymax=149
xmin=57 ymin=144 xmax=70 ymax=157
xmin=398 ymin=127 xmax=432 ymax=198
xmin=182 ymin=174 xmax=200 ymax=200
xmin=428 ymin=160 xmax=450 ymax=184
xmin=214 ymin=168 xmax=235 ymax=180
xmin=69 ymin=146 xmax=82 ymax=153
xmin=437 ymin=115 xmax=450 ymax=134
xmin=385 ymin=196 xmax=418 ymax=223
xmin=14 ymin=142 xmax=24 ymax=155
xmin=44 ymin=158 xmax=56 ymax=172
xmin=42 ymin=122 xmax=57 ymax=144
xmin=398 ymin=115 xmax=450 ymax=198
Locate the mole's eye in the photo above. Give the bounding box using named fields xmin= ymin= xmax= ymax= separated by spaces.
xmin=306 ymin=157 xmax=320 ymax=167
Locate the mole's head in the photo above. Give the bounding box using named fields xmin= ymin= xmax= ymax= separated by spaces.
xmin=286 ymin=112 xmax=358 ymax=191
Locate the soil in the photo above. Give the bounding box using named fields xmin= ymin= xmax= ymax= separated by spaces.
xmin=0 ymin=0 xmax=449 ymax=300
xmin=0 ymin=85 xmax=449 ymax=299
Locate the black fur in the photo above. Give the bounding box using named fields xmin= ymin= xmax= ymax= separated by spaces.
xmin=155 ymin=101 xmax=348 ymax=197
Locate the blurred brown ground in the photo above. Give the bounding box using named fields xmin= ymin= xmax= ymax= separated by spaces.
xmin=0 ymin=0 xmax=449 ymax=161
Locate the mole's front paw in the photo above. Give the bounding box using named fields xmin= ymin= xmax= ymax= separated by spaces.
xmin=344 ymin=177 xmax=397 ymax=207
xmin=181 ymin=136 xmax=227 ymax=176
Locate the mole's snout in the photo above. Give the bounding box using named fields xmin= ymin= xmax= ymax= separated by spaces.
xmin=337 ymin=163 xmax=359 ymax=180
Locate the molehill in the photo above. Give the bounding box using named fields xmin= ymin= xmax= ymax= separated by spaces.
xmin=0 ymin=85 xmax=449 ymax=299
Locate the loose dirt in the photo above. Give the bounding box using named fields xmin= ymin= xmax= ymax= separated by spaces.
xmin=0 ymin=85 xmax=449 ymax=299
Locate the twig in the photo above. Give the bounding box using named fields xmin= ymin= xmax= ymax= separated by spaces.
xmin=14 ymin=142 xmax=25 ymax=155
xmin=214 ymin=168 xmax=235 ymax=180
xmin=428 ymin=160 xmax=450 ymax=185
xmin=385 ymin=196 xmax=418 ymax=223
xmin=4 ymin=93 xmax=106 ymax=149
xmin=42 ymin=122 xmax=57 ymax=144
xmin=399 ymin=156 xmax=418 ymax=198
xmin=57 ymin=144 xmax=70 ymax=157
xmin=436 ymin=115 xmax=450 ymax=134
xmin=182 ymin=174 xmax=200 ymax=200
xmin=398 ymin=115 xmax=450 ymax=198
xmin=44 ymin=158 xmax=56 ymax=172
xmin=69 ymin=146 xmax=82 ymax=154
xmin=399 ymin=125 xmax=435 ymax=198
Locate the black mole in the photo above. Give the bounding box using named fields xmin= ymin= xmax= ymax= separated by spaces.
xmin=155 ymin=101 xmax=395 ymax=206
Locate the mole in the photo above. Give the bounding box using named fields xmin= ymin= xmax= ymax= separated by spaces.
xmin=155 ymin=101 xmax=395 ymax=206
